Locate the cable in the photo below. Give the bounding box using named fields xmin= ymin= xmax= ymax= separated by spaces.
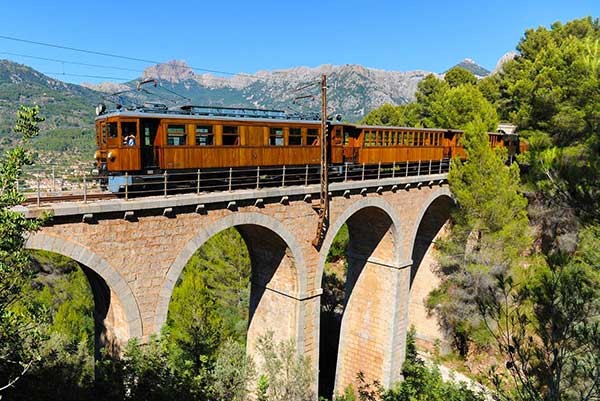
xmin=0 ymin=51 xmax=143 ymax=73
xmin=41 ymin=71 xmax=134 ymax=81
xmin=0 ymin=34 xmax=272 ymax=80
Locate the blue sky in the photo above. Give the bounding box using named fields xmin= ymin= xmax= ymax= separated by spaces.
xmin=0 ymin=0 xmax=597 ymax=84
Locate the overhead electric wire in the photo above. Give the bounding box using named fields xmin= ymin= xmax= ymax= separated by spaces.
xmin=41 ymin=71 xmax=134 ymax=81
xmin=0 ymin=34 xmax=327 ymax=114
xmin=0 ymin=34 xmax=285 ymax=81
xmin=0 ymin=51 xmax=143 ymax=73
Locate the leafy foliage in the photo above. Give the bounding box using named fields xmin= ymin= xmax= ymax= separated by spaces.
xmin=0 ymin=105 xmax=44 ymax=394
xmin=427 ymin=120 xmax=530 ymax=355
xmin=361 ymin=69 xmax=498 ymax=131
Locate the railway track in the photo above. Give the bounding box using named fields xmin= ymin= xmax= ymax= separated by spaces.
xmin=22 ymin=192 xmax=117 ymax=205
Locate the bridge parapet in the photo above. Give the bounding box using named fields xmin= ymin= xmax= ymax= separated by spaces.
xmin=15 ymin=171 xmax=448 ymax=221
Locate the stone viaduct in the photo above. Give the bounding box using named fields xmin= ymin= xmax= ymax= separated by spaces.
xmin=17 ymin=171 xmax=453 ymax=397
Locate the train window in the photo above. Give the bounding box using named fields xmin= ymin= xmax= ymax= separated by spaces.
xmin=343 ymin=129 xmax=352 ymax=145
xmin=167 ymin=124 xmax=187 ymax=146
xmin=307 ymin=128 xmax=319 ymax=146
xmin=195 ymin=125 xmax=214 ymax=146
xmin=270 ymin=128 xmax=284 ymax=146
xmin=108 ymin=122 xmax=118 ymax=138
xmin=101 ymin=124 xmax=108 ymax=144
xmin=364 ymin=130 xmax=373 ymax=147
xmin=289 ymin=128 xmax=302 ymax=145
xmin=222 ymin=126 xmax=239 ymax=146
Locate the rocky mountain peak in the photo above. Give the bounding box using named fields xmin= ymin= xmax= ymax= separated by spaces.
xmin=142 ymin=60 xmax=195 ymax=83
xmin=448 ymin=58 xmax=491 ymax=78
xmin=494 ymin=51 xmax=519 ymax=73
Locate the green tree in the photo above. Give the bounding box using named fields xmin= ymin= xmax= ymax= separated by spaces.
xmin=213 ymin=338 xmax=256 ymax=401
xmin=427 ymin=120 xmax=530 ymax=355
xmin=256 ymin=332 xmax=315 ymax=401
xmin=0 ymin=105 xmax=44 ymax=393
xmin=428 ymin=85 xmax=498 ymax=131
xmin=444 ymin=67 xmax=477 ymax=88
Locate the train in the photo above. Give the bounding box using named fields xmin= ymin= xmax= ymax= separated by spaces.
xmin=92 ymin=103 xmax=524 ymax=193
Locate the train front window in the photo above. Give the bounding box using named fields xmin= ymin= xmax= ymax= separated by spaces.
xmin=195 ymin=125 xmax=214 ymax=146
xmin=222 ymin=126 xmax=239 ymax=146
xmin=108 ymin=122 xmax=118 ymax=138
xmin=121 ymin=122 xmax=137 ymax=145
xmin=307 ymin=129 xmax=319 ymax=146
xmin=167 ymin=124 xmax=187 ymax=146
xmin=289 ymin=128 xmax=302 ymax=145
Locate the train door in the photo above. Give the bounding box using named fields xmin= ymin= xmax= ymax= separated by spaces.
xmin=342 ymin=126 xmax=359 ymax=163
xmin=119 ymin=120 xmax=142 ymax=172
xmin=141 ymin=119 xmax=159 ymax=169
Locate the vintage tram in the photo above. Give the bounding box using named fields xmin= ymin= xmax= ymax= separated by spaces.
xmin=92 ymin=104 xmax=520 ymax=193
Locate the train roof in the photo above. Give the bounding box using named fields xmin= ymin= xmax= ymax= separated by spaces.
xmin=352 ymin=124 xmax=458 ymax=132
xmin=95 ymin=104 xmax=321 ymax=125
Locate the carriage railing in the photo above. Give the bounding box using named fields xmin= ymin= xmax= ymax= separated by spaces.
xmin=19 ymin=159 xmax=451 ymax=204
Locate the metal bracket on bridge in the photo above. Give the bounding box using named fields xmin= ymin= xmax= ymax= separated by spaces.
xmin=343 ymin=190 xmax=351 ymax=198
xmin=254 ymin=198 xmax=264 ymax=208
xmin=82 ymin=213 xmax=94 ymax=224
xmin=438 ymin=179 xmax=445 ymax=186
xmin=391 ymin=185 xmax=398 ymax=193
xmin=303 ymin=194 xmax=312 ymax=203
xmin=416 ymin=182 xmax=423 ymax=189
xmin=404 ymin=183 xmax=411 ymax=191
xmin=376 ymin=186 xmax=384 ymax=194
xmin=227 ymin=201 xmax=237 ymax=211
xmin=163 ymin=207 xmax=174 ymax=217
xmin=124 ymin=211 xmax=135 ymax=221
xmin=280 ymin=196 xmax=289 ymax=205
xmin=428 ymin=181 xmax=435 ymax=187
xmin=360 ymin=188 xmax=367 ymax=196
xmin=195 ymin=204 xmax=207 ymax=214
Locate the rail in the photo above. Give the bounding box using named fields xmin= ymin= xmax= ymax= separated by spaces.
xmin=20 ymin=159 xmax=451 ymax=205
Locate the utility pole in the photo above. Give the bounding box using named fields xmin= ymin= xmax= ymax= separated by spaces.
xmin=312 ymin=74 xmax=329 ymax=248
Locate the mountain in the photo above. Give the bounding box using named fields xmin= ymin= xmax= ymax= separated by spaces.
xmin=446 ymin=58 xmax=490 ymax=78
xmin=0 ymin=57 xmax=488 ymax=160
xmin=0 ymin=59 xmax=102 ymax=134
xmin=84 ymin=61 xmax=434 ymax=120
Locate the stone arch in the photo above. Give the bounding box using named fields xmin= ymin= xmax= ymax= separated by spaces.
xmin=24 ymin=232 xmax=143 ymax=346
xmin=318 ymin=197 xmax=406 ymax=396
xmin=154 ymin=212 xmax=309 ymax=348
xmin=317 ymin=197 xmax=404 ymax=290
xmin=406 ymin=187 xmax=454 ymax=347
xmin=408 ymin=187 xmax=454 ymax=287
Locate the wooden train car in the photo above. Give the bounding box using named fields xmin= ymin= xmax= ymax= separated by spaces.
xmin=92 ymin=104 xmax=521 ymax=192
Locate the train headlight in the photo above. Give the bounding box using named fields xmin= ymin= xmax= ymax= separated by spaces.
xmin=107 ymin=151 xmax=116 ymax=161
xmin=95 ymin=103 xmax=106 ymax=116
xmin=94 ymin=151 xmax=101 ymax=160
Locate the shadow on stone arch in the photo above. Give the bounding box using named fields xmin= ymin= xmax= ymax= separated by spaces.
xmin=25 ymin=234 xmax=143 ymax=359
xmin=408 ymin=193 xmax=454 ymax=348
xmin=319 ymin=204 xmax=401 ymax=399
xmin=410 ymin=194 xmax=454 ymax=288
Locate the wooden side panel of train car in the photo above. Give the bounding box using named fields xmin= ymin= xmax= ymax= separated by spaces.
xmin=158 ymin=119 xmax=322 ymax=169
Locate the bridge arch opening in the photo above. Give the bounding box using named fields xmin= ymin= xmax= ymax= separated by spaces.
xmin=407 ymin=192 xmax=454 ymax=349
xmin=318 ymin=201 xmax=402 ymax=398
xmin=157 ymin=212 xmax=308 ymax=367
xmin=24 ymin=233 xmax=142 ymax=359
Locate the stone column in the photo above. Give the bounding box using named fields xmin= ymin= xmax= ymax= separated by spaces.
xmin=333 ymin=254 xmax=411 ymax=394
